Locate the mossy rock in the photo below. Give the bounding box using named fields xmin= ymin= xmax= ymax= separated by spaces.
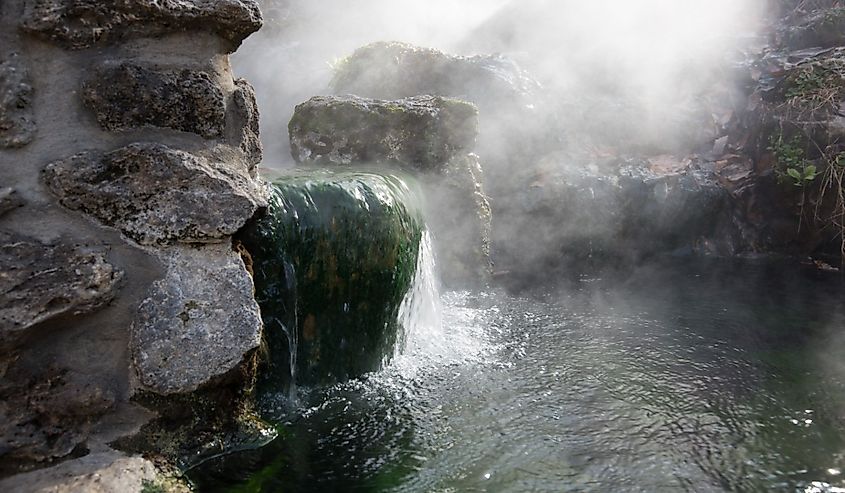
xmin=240 ymin=170 xmax=424 ymax=388
xmin=288 ymin=95 xmax=477 ymax=171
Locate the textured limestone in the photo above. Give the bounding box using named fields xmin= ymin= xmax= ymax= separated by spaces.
xmin=289 ymin=95 xmax=478 ymax=171
xmin=82 ymin=64 xmax=226 ymax=139
xmin=0 ymin=231 xmax=122 ymax=341
xmin=0 ymin=188 xmax=23 ymax=217
xmin=130 ymin=244 xmax=262 ymax=395
xmin=0 ymin=451 xmax=180 ymax=493
xmin=0 ymin=53 xmax=35 ymax=148
xmin=19 ymin=0 xmax=263 ymax=52
xmin=42 ymin=143 xmax=268 ymax=246
xmin=0 ymin=369 xmax=116 ymax=473
xmin=231 ymin=78 xmax=263 ymax=168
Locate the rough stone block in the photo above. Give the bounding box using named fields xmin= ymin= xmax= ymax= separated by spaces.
xmin=0 ymin=53 xmax=35 ymax=148
xmin=289 ymin=95 xmax=478 ymax=171
xmin=130 ymin=244 xmax=262 ymax=395
xmin=20 ymin=0 xmax=263 ymax=52
xmin=0 ymin=231 xmax=122 ymax=339
xmin=82 ymin=64 xmax=226 ymax=139
xmin=231 ymin=78 xmax=262 ymax=168
xmin=42 ymin=143 xmax=268 ymax=246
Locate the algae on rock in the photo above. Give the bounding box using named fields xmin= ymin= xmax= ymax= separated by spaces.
xmin=240 ymin=170 xmax=424 ymax=388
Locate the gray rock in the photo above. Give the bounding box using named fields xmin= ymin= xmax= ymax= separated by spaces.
xmin=494 ymin=156 xmax=729 ymax=278
xmin=0 ymin=53 xmax=35 ymax=149
xmin=0 ymin=451 xmax=172 ymax=493
xmin=130 ymin=243 xmax=262 ymax=395
xmin=0 ymin=188 xmax=23 ymax=217
xmin=331 ymin=41 xmax=540 ymax=107
xmin=82 ymin=64 xmax=226 ymax=139
xmin=0 ymin=369 xmax=116 ymax=471
xmin=780 ymin=8 xmax=845 ymax=50
xmin=20 ymin=0 xmax=263 ymax=52
xmin=231 ymin=78 xmax=263 ymax=168
xmin=289 ymin=95 xmax=478 ymax=171
xmin=42 ymin=143 xmax=268 ymax=246
xmin=0 ymin=231 xmax=122 ymax=340
xmin=329 ymin=41 xmax=558 ymax=186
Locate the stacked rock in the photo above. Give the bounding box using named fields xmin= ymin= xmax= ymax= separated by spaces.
xmin=1 ymin=0 xmax=269 ymax=488
xmin=289 ymin=94 xmax=493 ymax=286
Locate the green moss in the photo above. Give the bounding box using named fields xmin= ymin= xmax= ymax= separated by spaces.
xmin=240 ymin=170 xmax=425 ymax=389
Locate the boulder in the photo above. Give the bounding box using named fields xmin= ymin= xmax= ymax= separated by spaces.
xmin=0 ymin=231 xmax=122 ymax=343
xmin=494 ymin=156 xmax=729 ymax=279
xmin=0 ymin=53 xmax=35 ymax=148
xmin=19 ymin=0 xmax=263 ymax=52
xmin=289 ymin=95 xmax=477 ymax=171
xmin=331 ymin=41 xmax=540 ymax=107
xmin=329 ymin=42 xmax=554 ymax=182
xmin=82 ymin=64 xmax=227 ymax=139
xmin=42 ymin=143 xmax=268 ymax=246
xmin=240 ymin=171 xmax=424 ymax=387
xmin=130 ymin=243 xmax=263 ymax=395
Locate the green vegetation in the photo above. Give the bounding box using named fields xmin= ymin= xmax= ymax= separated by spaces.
xmin=783 ymin=57 xmax=845 ymax=108
xmin=769 ymin=134 xmax=817 ymax=186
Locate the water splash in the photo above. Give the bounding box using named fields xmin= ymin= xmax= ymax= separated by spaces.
xmin=394 ymin=230 xmax=443 ymax=360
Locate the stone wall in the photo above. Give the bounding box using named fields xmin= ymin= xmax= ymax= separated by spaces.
xmin=0 ymin=0 xmax=268 ymax=488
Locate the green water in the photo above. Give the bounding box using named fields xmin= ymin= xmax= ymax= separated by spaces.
xmin=191 ymin=258 xmax=845 ymax=492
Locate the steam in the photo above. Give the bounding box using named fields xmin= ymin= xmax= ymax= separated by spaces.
xmin=233 ymin=0 xmax=775 ymax=282
xmin=233 ymin=0 xmax=510 ymax=167
xmin=235 ymin=0 xmax=769 ymax=167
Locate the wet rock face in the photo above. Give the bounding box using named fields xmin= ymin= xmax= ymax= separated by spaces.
xmin=723 ymin=46 xmax=845 ymax=255
xmin=0 ymin=53 xmax=35 ymax=149
xmin=231 ymin=78 xmax=263 ymax=168
xmin=130 ymin=244 xmax=262 ymax=395
xmin=289 ymin=95 xmax=478 ymax=171
xmin=495 ymin=157 xmax=729 ymax=279
xmin=241 ymin=171 xmax=424 ymax=387
xmin=82 ymin=64 xmax=226 ymax=138
xmin=780 ymin=8 xmax=845 ymax=50
xmin=423 ymin=154 xmax=492 ymax=285
xmin=20 ymin=0 xmax=263 ymax=52
xmin=0 ymin=231 xmax=122 ymax=342
xmin=42 ymin=143 xmax=268 ymax=246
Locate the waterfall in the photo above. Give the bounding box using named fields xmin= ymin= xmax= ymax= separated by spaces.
xmin=394 ymin=230 xmax=443 ymax=360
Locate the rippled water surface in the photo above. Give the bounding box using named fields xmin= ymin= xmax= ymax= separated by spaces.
xmin=193 ymin=259 xmax=845 ymax=492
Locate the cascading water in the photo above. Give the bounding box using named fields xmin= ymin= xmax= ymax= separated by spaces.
xmin=394 ymin=231 xmax=443 ymax=362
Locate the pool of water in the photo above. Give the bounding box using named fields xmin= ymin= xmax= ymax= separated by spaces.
xmin=191 ymin=258 xmax=845 ymax=492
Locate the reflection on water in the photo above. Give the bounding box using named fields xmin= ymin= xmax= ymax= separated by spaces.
xmin=191 ymin=258 xmax=845 ymax=492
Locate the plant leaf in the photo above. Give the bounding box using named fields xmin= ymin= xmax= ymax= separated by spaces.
xmin=787 ymin=168 xmax=802 ymax=180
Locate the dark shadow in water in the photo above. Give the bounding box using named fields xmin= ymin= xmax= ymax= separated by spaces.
xmin=190 ymin=256 xmax=845 ymax=493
